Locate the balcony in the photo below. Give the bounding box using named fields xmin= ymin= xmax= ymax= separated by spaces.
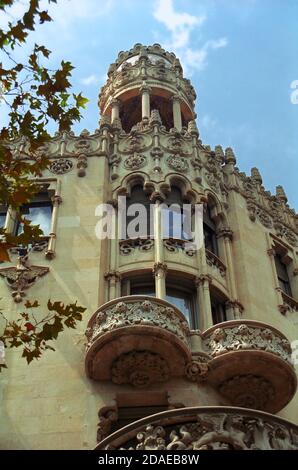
xmin=95 ymin=406 xmax=298 ymax=450
xmin=85 ymin=296 xmax=191 ymax=386
xmin=202 ymin=320 xmax=297 ymax=413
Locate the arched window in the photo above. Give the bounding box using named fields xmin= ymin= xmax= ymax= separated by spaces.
xmin=210 ymin=287 xmax=227 ymax=324
xmin=124 ymin=185 xmax=152 ymax=238
xmin=162 ymin=186 xmax=191 ymax=240
xmin=203 ymin=204 xmax=218 ymax=256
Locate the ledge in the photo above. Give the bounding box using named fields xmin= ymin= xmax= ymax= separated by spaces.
xmin=96 ymin=406 xmax=298 ymax=450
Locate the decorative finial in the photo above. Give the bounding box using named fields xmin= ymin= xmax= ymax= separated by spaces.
xmin=276 ymin=185 xmax=287 ymax=203
xmin=187 ymin=120 xmax=199 ymax=136
xmin=251 ymin=167 xmax=262 ymax=184
xmin=215 ymin=145 xmax=225 ymax=164
xmin=225 ymin=147 xmax=236 ymax=165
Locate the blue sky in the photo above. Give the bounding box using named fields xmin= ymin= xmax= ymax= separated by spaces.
xmin=1 ymin=0 xmax=298 ymax=208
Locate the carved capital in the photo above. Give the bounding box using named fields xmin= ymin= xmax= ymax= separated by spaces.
xmin=104 ymin=271 xmax=121 ymax=283
xmin=217 ymin=228 xmax=233 ymax=241
xmin=195 ymin=274 xmax=212 ymax=287
xmin=152 ymin=262 xmax=167 ymax=276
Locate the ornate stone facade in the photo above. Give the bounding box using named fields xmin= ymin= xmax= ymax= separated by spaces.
xmin=1 ymin=44 xmax=297 ymax=450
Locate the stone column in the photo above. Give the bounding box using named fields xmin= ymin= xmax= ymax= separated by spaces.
xmin=195 ymin=275 xmax=213 ymax=331
xmin=153 ymin=198 xmax=166 ymax=299
xmin=172 ymin=94 xmax=182 ymax=132
xmin=111 ymin=98 xmax=120 ymax=124
xmin=4 ymin=206 xmax=16 ymax=234
xmin=105 ymin=271 xmax=121 ymax=301
xmin=140 ymin=85 xmax=151 ymax=119
xmin=46 ymin=181 xmax=62 ymax=259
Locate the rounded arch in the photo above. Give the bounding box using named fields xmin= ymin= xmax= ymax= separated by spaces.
xmin=204 ymin=189 xmax=227 ymax=227
xmin=163 ymin=173 xmax=204 ymax=204
xmin=115 ymin=172 xmax=156 ymax=198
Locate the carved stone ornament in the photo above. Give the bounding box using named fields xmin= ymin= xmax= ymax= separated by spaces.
xmin=203 ymin=323 xmax=292 ymax=364
xmin=185 ymin=360 xmax=209 ymax=382
xmin=98 ymin=408 xmax=298 ymax=450
xmin=49 ymin=158 xmax=73 ymax=175
xmin=111 ymin=350 xmax=170 ymax=387
xmin=97 ymin=407 xmax=118 ymax=443
xmin=0 ymin=254 xmax=49 ymax=303
xmin=167 ymin=155 xmax=189 ymax=172
xmin=119 ymin=238 xmax=154 ymax=255
xmin=124 ymin=153 xmax=147 ymax=170
xmin=218 ymin=375 xmax=275 ymax=410
xmin=86 ymin=298 xmax=190 ymax=347
xmin=163 ymin=239 xmax=196 ymax=257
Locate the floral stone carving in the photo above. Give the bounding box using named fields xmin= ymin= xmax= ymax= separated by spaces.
xmin=85 ymin=296 xmax=191 ymax=381
xmin=124 ymin=153 xmax=147 ymax=170
xmin=96 ymin=407 xmax=298 ymax=450
xmin=202 ymin=321 xmax=296 ymax=413
xmin=49 ymin=158 xmax=73 ymax=174
xmin=111 ymin=350 xmax=170 ymax=387
xmin=167 ymin=155 xmax=189 ymax=172
xmin=218 ymin=375 xmax=275 ymax=410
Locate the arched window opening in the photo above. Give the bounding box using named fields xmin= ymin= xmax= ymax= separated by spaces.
xmin=119 ymin=95 xmax=142 ymax=132
xmin=150 ymin=95 xmax=173 ymax=130
xmin=124 ymin=185 xmax=152 ymax=239
xmin=203 ymin=204 xmax=218 ymax=256
xmin=210 ymin=287 xmax=227 ymax=325
xmin=162 ymin=186 xmax=192 ymax=240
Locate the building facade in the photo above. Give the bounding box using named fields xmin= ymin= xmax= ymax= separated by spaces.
xmin=0 ymin=43 xmax=298 ymax=450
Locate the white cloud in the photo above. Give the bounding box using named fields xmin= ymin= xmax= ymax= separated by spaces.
xmin=153 ymin=0 xmax=228 ymax=74
xmin=200 ymin=114 xmax=217 ymax=130
xmin=153 ymin=0 xmax=206 ymax=49
xmin=80 ymin=74 xmax=98 ymax=86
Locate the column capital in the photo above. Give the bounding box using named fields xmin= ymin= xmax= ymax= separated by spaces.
xmin=171 ymin=93 xmax=182 ymax=103
xmin=51 ymin=194 xmax=62 ymax=206
xmin=217 ymin=228 xmax=233 ymax=241
xmin=111 ymin=97 xmax=121 ymax=107
xmin=139 ymin=84 xmax=152 ymax=94
xmin=152 ymin=262 xmax=167 ymax=276
xmin=267 ymin=248 xmax=276 ymax=257
xmin=104 ymin=270 xmax=121 ymax=283
xmin=195 ymin=274 xmax=212 ymax=287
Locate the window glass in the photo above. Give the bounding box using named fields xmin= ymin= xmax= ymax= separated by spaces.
xmin=166 ymin=288 xmax=193 ymax=325
xmin=274 ymin=254 xmax=292 ymax=296
xmin=130 ymin=284 xmax=155 ymax=297
xmin=0 ymin=212 xmax=6 ymax=229
xmin=18 ymin=202 xmax=52 ymax=236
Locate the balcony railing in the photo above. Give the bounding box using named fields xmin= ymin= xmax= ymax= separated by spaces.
xmin=96 ymin=406 xmax=298 ymax=450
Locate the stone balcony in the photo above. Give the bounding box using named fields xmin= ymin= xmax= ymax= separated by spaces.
xmin=85 ymin=296 xmax=191 ymax=386
xmin=201 ymin=320 xmax=297 ymax=413
xmin=96 ymin=406 xmax=298 ymax=450
xmin=85 ymin=298 xmax=296 ymax=413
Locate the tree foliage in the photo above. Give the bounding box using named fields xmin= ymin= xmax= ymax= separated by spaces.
xmin=0 ymin=0 xmax=88 ymax=369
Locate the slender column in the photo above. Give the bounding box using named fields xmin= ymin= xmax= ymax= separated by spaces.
xmin=172 ymin=94 xmax=182 ymax=131
xmin=153 ymin=199 xmax=166 ymax=299
xmin=46 ymin=180 xmax=62 ymax=259
xmin=111 ymin=98 xmax=120 ymax=124
xmin=140 ymin=85 xmax=151 ymax=119
xmin=105 ymin=271 xmax=121 ymax=301
xmin=195 ymin=275 xmax=213 ymax=331
xmin=4 ymin=206 xmax=16 ymax=233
